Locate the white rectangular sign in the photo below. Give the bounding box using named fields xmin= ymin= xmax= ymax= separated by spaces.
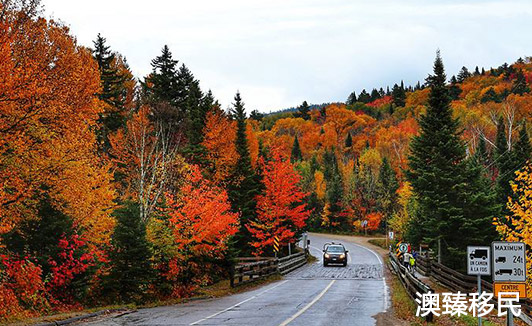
xmin=467 ymin=246 xmax=490 ymax=275
xmin=492 ymin=241 xmax=526 ymax=282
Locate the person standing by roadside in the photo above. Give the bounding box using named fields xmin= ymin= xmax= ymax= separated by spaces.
xmin=403 ymin=250 xmax=412 ymax=270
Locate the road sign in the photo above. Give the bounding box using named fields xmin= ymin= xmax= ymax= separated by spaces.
xmin=467 ymin=246 xmax=490 ymax=276
xmin=493 ymin=282 xmax=527 ymax=298
xmin=492 ymin=241 xmax=526 ymax=282
xmin=399 ymin=243 xmax=409 ymax=253
xmin=273 ymin=236 xmax=280 ymax=253
xmin=388 ymin=231 xmax=394 ymax=240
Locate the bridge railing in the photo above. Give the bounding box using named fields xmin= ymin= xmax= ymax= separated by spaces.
xmin=389 ymin=253 xmax=433 ymax=319
xmin=391 ymin=252 xmax=532 ymax=325
xmin=278 ymin=252 xmax=306 ymax=275
xmin=230 ymin=251 xmax=308 ymax=287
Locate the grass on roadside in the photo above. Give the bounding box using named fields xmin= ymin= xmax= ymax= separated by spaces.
xmin=389 ymin=268 xmax=419 ymax=321
xmin=368 ymin=238 xmax=388 ymax=249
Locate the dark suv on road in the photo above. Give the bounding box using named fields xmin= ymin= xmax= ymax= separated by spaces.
xmin=323 ymin=243 xmax=348 ymax=267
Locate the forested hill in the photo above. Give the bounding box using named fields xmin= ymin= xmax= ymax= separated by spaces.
xmin=260 ymin=57 xmax=531 ymax=218
xmin=256 ymin=56 xmax=531 ymax=269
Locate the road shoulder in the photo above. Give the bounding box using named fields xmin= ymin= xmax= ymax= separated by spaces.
xmin=308 ymin=232 xmax=409 ymax=326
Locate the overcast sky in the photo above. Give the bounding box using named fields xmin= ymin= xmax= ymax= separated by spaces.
xmin=44 ymin=0 xmax=532 ymax=113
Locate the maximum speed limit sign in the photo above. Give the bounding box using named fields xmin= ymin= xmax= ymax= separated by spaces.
xmin=492 ymin=241 xmax=526 ymax=282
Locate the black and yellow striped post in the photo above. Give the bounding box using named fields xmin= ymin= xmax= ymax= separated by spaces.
xmin=273 ymin=236 xmax=280 ymax=258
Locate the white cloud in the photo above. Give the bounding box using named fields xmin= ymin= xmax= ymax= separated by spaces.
xmin=43 ymin=0 xmax=532 ymax=112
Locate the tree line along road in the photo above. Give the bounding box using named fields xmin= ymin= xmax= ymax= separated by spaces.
xmin=78 ymin=233 xmax=388 ymax=326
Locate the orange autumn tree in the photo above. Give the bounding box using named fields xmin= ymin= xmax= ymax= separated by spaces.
xmin=202 ymin=109 xmax=238 ymax=183
xmin=0 ymin=5 xmax=114 ymax=250
xmin=156 ymin=165 xmax=239 ymax=297
xmin=248 ymin=149 xmax=310 ymax=255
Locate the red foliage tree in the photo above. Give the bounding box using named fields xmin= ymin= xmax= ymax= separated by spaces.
xmin=46 ymin=235 xmax=95 ymax=307
xmin=248 ymin=149 xmax=310 ymax=255
xmin=0 ymin=255 xmax=46 ymax=321
xmin=157 ymin=165 xmax=239 ymax=297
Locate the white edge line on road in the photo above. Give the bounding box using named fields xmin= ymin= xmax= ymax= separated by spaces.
xmin=278 ymin=279 xmax=336 ymax=326
xmin=349 ymin=241 xmax=383 ymax=265
xmin=189 ymin=280 xmax=289 ymax=325
xmin=311 ymin=235 xmax=388 ymax=309
xmin=346 ymin=241 xmax=388 ymax=309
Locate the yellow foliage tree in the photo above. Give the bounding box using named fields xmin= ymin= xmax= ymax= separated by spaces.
xmin=389 ymin=182 xmax=414 ymax=238
xmin=495 ymin=164 xmax=532 ymax=294
xmin=314 ymin=171 xmax=326 ymax=200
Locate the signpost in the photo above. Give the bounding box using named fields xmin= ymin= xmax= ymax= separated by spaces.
xmin=492 ymin=242 xmax=526 ymax=283
xmin=467 ymin=246 xmax=491 ymax=326
xmin=399 ymin=243 xmax=409 ymax=253
xmin=492 ymin=241 xmax=527 ymax=326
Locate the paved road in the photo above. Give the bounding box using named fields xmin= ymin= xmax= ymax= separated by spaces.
xmin=79 ymin=233 xmax=387 ymax=326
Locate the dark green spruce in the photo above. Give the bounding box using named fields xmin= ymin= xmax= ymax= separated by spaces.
xmin=406 ymin=52 xmax=497 ymax=269
xmin=228 ymin=92 xmax=262 ymax=255
xmin=107 ymin=201 xmax=153 ymax=303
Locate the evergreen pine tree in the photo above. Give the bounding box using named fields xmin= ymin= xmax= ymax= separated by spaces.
xmin=108 ymin=202 xmax=153 ymax=303
xmin=358 ymin=89 xmax=371 ymax=103
xmin=481 ymin=87 xmax=500 ymax=103
xmin=92 ymin=34 xmax=129 ymax=151
xmin=228 ymin=92 xmax=261 ymax=254
xmin=142 ymin=45 xmax=184 ymax=134
xmin=249 ymin=109 xmax=264 ymax=120
xmin=460 ymin=156 xmax=499 ymax=247
xmin=406 ymin=52 xmax=469 ymax=268
xmin=474 ymin=136 xmax=490 ymax=168
xmin=92 ymin=34 xmax=124 ymax=108
xmin=377 ymin=157 xmax=399 ymax=222
xmin=322 ymin=149 xmax=345 ymax=230
xmin=449 ymin=75 xmax=462 ymax=100
xmin=513 ymin=122 xmax=531 ymax=169
xmin=347 ymin=92 xmax=357 ymax=105
xmin=370 ymin=88 xmax=380 ymax=101
xmin=392 ymin=83 xmax=406 ymax=107
xmin=345 ymin=132 xmax=353 ymax=148
xmin=291 ymin=135 xmax=302 ymax=162
xmin=143 ymin=45 xmax=179 ymax=106
xmin=177 ymin=64 xmax=211 ymax=165
xmin=457 ymin=66 xmax=471 ymax=83
xmin=297 ymin=101 xmax=311 ymax=120
xmin=511 ymin=70 xmax=530 ymax=95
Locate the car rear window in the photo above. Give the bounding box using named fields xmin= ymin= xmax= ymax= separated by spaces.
xmin=327 ymin=246 xmax=344 ymax=253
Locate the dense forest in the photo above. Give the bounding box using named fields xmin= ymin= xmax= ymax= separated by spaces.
xmin=1 ymin=0 xmax=532 ymax=322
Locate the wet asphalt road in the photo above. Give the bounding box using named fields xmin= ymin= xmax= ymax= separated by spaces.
xmin=79 ymin=233 xmax=387 ymax=326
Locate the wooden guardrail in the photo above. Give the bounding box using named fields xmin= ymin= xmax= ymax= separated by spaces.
xmin=230 ymin=251 xmax=307 ymax=287
xmin=278 ymin=252 xmax=306 ymax=275
xmin=395 ymin=252 xmax=532 ymax=324
xmin=389 ymin=253 xmax=435 ymax=322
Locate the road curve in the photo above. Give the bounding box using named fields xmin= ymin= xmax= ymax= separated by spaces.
xmin=78 ymin=233 xmax=387 ymax=326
